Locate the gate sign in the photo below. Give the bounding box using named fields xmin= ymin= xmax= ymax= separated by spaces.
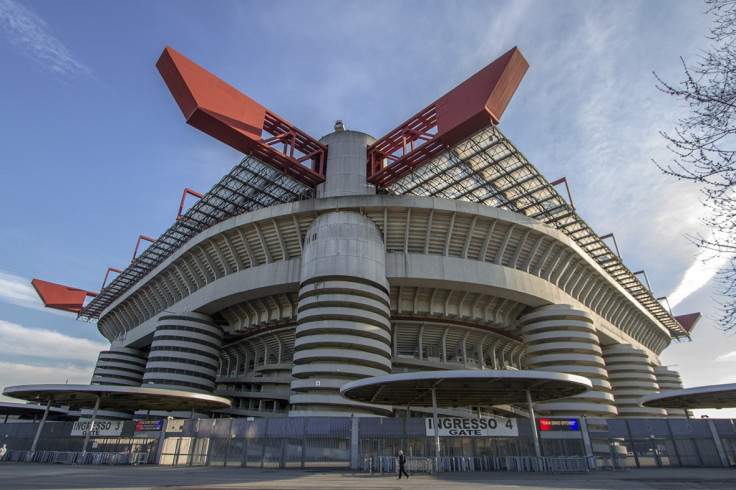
xmin=426 ymin=417 xmax=518 ymax=437
xmin=538 ymin=418 xmax=579 ymax=431
xmin=71 ymin=420 xmax=124 ymax=437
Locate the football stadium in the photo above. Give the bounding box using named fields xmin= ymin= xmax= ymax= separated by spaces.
xmin=5 ymin=46 xmax=735 ymax=471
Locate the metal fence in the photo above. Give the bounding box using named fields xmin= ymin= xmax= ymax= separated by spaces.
xmin=2 ymin=449 xmax=147 ymax=465
xmin=1 ymin=416 xmax=734 ymax=470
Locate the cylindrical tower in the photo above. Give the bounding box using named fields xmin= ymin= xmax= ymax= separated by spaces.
xmin=654 ymin=365 xmax=688 ymax=417
xmin=142 ymin=313 xmax=224 ymax=393
xmin=91 ymin=346 xmax=147 ymax=386
xmin=317 ymin=129 xmax=376 ymax=198
xmin=520 ymin=304 xmax=617 ymax=417
xmin=290 ymin=209 xmax=392 ymax=415
xmin=602 ymin=344 xmax=666 ymax=417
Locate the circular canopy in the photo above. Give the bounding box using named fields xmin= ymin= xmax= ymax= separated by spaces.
xmin=340 ymin=369 xmax=591 ymax=408
xmin=0 ymin=401 xmax=70 ymax=419
xmin=3 ymin=384 xmax=231 ymax=412
xmin=640 ymin=383 xmax=736 ymax=410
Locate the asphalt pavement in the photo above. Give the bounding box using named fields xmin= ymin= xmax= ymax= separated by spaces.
xmin=0 ymin=463 xmax=734 ymax=490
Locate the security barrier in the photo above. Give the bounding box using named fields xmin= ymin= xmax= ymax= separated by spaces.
xmin=0 ymin=450 xmax=147 ymax=465
xmin=546 ymin=456 xmax=589 ymax=474
xmin=1 ymin=416 xmax=734 ymax=470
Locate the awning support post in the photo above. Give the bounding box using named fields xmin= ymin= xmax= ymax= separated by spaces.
xmin=30 ymin=398 xmax=52 ymax=453
xmin=431 ymin=387 xmax=440 ymax=472
xmin=526 ymin=388 xmax=541 ymax=459
xmin=82 ymin=395 xmax=102 ymax=454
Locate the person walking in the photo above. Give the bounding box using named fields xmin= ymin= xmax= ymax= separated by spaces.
xmin=397 ymin=449 xmax=409 ymax=479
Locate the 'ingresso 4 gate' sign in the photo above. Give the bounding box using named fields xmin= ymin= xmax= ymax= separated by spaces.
xmin=426 ymin=417 xmax=519 ymax=437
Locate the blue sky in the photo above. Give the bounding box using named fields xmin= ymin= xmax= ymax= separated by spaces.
xmin=1 ymin=0 xmax=734 ymax=417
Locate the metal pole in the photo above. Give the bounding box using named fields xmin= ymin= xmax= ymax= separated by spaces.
xmin=525 ymin=389 xmax=541 ymax=459
xmin=82 ymin=396 xmax=101 ymax=454
xmin=30 ymin=398 xmax=52 ymax=453
xmin=431 ymin=387 xmax=440 ymax=472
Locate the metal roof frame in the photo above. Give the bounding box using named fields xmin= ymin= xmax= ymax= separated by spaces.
xmin=79 ymin=156 xmax=309 ymax=320
xmin=385 ymin=125 xmax=690 ymax=340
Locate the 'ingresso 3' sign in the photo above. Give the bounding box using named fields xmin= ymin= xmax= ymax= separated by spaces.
xmin=426 ymin=417 xmax=519 ymax=437
xmin=71 ymin=420 xmax=124 ymax=437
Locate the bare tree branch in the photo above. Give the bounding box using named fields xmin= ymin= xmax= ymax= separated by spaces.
xmin=655 ymin=0 xmax=736 ymax=331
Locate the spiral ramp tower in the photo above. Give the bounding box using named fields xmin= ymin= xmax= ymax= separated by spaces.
xmin=520 ymin=305 xmax=617 ymax=417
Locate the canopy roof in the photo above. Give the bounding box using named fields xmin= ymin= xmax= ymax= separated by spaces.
xmin=340 ymin=369 xmax=591 ymax=408
xmin=640 ymin=383 xmax=736 ymax=410
xmin=0 ymin=401 xmax=70 ymax=419
xmin=3 ymin=384 xmax=231 ymax=412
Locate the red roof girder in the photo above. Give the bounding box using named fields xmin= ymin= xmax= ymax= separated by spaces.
xmin=31 ymin=279 xmax=97 ymax=314
xmin=367 ymin=46 xmax=529 ymax=188
xmin=157 ymin=46 xmax=326 ymax=187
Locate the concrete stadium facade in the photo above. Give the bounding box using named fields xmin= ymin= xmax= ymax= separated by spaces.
xmin=88 ymin=124 xmax=686 ymax=420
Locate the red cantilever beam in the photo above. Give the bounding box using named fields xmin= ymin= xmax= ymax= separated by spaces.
xmin=367 ymin=47 xmax=529 ymax=188
xmin=31 ymin=279 xmax=98 ymax=314
xmin=177 ymin=188 xmax=203 ymax=221
xmin=157 ymin=46 xmax=326 ymax=188
xmin=132 ymin=235 xmax=156 ymax=263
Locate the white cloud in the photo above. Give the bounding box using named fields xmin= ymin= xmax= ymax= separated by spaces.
xmin=668 ymin=223 xmax=732 ymax=308
xmin=0 ymin=0 xmax=90 ymax=76
xmin=0 ymin=319 xmax=106 ymax=363
xmin=0 ymin=361 xmax=93 ymax=402
xmin=0 ymin=270 xmax=83 ymax=317
xmin=714 ymin=351 xmax=736 ymax=363
xmin=0 ymin=270 xmax=39 ymax=309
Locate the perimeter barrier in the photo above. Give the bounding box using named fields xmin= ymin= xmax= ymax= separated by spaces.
xmin=0 ymin=416 xmax=734 ymax=469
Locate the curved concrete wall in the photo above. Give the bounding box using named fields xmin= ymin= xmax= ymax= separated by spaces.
xmin=142 ymin=313 xmax=223 ymax=393
xmin=91 ymin=346 xmax=147 ymax=386
xmin=290 ymin=211 xmax=392 ymax=415
xmin=654 ymin=365 xmax=687 ymax=417
xmin=520 ymin=305 xmax=617 ymax=417
xmin=603 ymin=344 xmax=666 ymax=417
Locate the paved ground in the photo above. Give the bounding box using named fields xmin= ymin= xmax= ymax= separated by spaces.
xmin=0 ymin=464 xmax=735 ymax=490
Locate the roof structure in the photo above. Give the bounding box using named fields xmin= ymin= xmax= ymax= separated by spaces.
xmin=0 ymin=401 xmax=71 ymax=420
xmin=48 ymin=46 xmax=688 ymax=342
xmin=31 ymin=279 xmax=97 ymax=314
xmin=3 ymin=384 xmax=231 ymax=412
xmin=340 ymin=369 xmax=591 ymax=408
xmin=157 ymin=46 xmax=327 ymax=187
xmin=640 ymin=383 xmax=736 ymax=410
xmin=383 ymin=125 xmax=690 ymax=340
xmin=79 ymin=157 xmax=310 ymax=320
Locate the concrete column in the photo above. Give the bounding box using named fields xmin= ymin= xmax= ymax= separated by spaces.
xmin=602 ymin=344 xmax=666 ymax=417
xmin=520 ymin=304 xmax=617 ymax=417
xmin=289 ymin=211 xmax=391 ymax=416
xmin=142 ymin=312 xmax=223 ymax=393
xmin=91 ymin=346 xmax=147 ymax=386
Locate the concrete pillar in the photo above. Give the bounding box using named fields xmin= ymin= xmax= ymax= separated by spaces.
xmin=520 ymin=304 xmax=617 ymax=417
xmin=142 ymin=313 xmax=223 ymax=393
xmin=654 ymin=366 xmax=688 ymax=417
xmin=602 ymin=344 xmax=666 ymax=417
xmin=91 ymin=346 xmax=147 ymax=386
xmin=289 ymin=211 xmax=391 ymax=415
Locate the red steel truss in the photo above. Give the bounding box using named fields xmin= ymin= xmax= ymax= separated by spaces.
xmin=157 ymin=46 xmax=327 ymax=188
xmin=31 ymin=279 xmax=98 ymax=314
xmin=367 ymin=47 xmax=529 ymax=188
